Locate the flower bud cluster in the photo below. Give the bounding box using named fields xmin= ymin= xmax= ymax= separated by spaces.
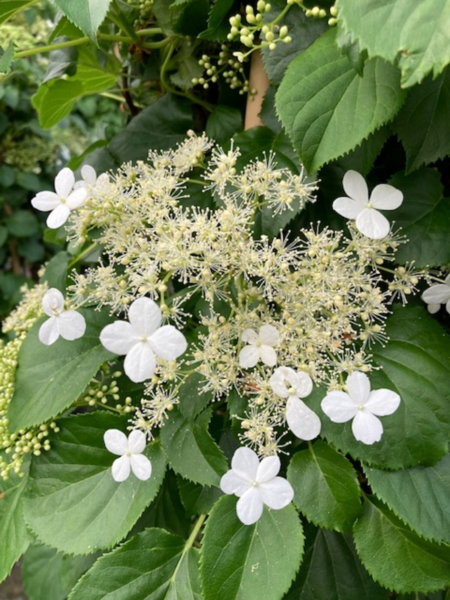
xmin=192 ymin=47 xmax=254 ymax=95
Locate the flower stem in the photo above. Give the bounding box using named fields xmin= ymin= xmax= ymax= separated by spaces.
xmin=68 ymin=243 xmax=98 ymax=268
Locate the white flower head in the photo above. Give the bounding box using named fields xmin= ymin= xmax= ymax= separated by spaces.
xmin=220 ymin=447 xmax=294 ymax=525
xmin=239 ymin=325 xmax=280 ymax=369
xmin=321 ymin=371 xmax=401 ymax=445
xmin=270 ymin=366 xmax=321 ymax=440
xmin=421 ymin=274 xmax=450 ymax=314
xmin=39 ymin=288 xmax=86 ymax=346
xmin=100 ymin=297 xmax=188 ymax=383
xmin=104 ymin=429 xmax=151 ymax=482
xmin=333 ymin=170 xmax=403 ymax=239
xmin=74 ymin=165 xmax=109 ymax=190
xmin=31 ymin=167 xmax=87 ymax=229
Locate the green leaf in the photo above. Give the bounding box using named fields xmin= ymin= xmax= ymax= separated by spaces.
xmin=310 ymin=304 xmax=450 ymax=470
xmin=335 ymin=24 xmax=367 ymax=77
xmin=43 ymin=38 xmax=79 ymax=83
xmin=287 ymin=441 xmax=362 ymax=532
xmin=8 ymin=309 xmax=114 ymax=431
xmin=389 ymin=168 xmax=450 ymax=267
xmin=336 ymin=0 xmax=450 ymax=87
xmin=285 ymin=528 xmax=388 ymax=600
xmin=365 ymin=453 xmax=450 ymax=544
xmin=53 ymin=0 xmax=112 ymax=41
xmin=178 ymin=477 xmax=223 ymax=517
xmin=353 ymin=496 xmax=450 ymax=593
xmin=0 ymin=0 xmax=37 ymax=25
xmin=200 ymin=496 xmax=304 ymax=600
xmin=206 ymin=105 xmax=243 ymax=143
xmin=0 ymin=42 xmax=14 ymax=73
xmin=22 ymin=544 xmax=96 ymax=600
xmin=5 ymin=210 xmax=39 ymax=237
xmin=276 ymin=29 xmax=405 ymax=173
xmin=200 ymin=0 xmax=235 ymax=41
xmin=0 ymin=226 xmax=7 ymax=247
xmin=171 ymin=55 xmax=204 ymax=91
xmin=68 ymin=527 xmax=202 ymax=600
xmin=178 ymin=372 xmax=213 ymax=420
xmin=17 ymin=238 xmax=45 ymax=263
xmin=395 ymin=69 xmax=450 ymax=172
xmin=40 ymin=251 xmax=70 ymax=292
xmin=23 ymin=413 xmax=166 ymax=555
xmin=0 ymin=468 xmax=32 ymax=583
xmin=160 ymin=407 xmax=227 ymax=486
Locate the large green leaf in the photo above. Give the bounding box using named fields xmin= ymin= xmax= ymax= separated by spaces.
xmin=336 ymin=0 xmax=450 ymax=87
xmin=0 ymin=42 xmax=14 ymax=74
xmin=276 ymin=29 xmax=405 ymax=173
xmin=8 ymin=309 xmax=114 ymax=431
xmin=0 ymin=0 xmax=38 ymax=24
xmin=54 ymin=0 xmax=111 ymax=41
xmin=310 ymin=304 xmax=450 ymax=470
xmin=178 ymin=372 xmax=213 ymax=420
xmin=0 ymin=467 xmax=32 ymax=583
xmin=22 ymin=544 xmax=96 ymax=600
xmin=366 ymin=453 xmax=450 ymax=544
xmin=353 ymin=497 xmax=450 ymax=593
xmin=285 ymin=528 xmax=388 ymax=600
xmin=23 ymin=413 xmax=166 ymax=555
xmin=200 ymin=0 xmax=234 ymax=41
xmin=389 ymin=168 xmax=450 ymax=267
xmin=178 ymin=477 xmax=223 ymax=517
xmin=68 ymin=528 xmax=202 ymax=600
xmin=396 ymin=69 xmax=450 ymax=172
xmin=287 ymin=441 xmax=362 ymax=532
xmin=160 ymin=407 xmax=227 ymax=487
xmin=200 ymin=496 xmax=303 ymax=600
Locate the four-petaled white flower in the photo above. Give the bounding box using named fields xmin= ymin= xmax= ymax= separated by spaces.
xmin=333 ymin=170 xmax=403 ymax=239
xmin=321 ymin=371 xmax=400 ymax=445
xmin=239 ymin=325 xmax=279 ymax=369
xmin=39 ymin=288 xmax=86 ymax=346
xmin=104 ymin=429 xmax=151 ymax=482
xmin=31 ymin=168 xmax=87 ymax=229
xmin=421 ymin=274 xmax=450 ymax=315
xmin=220 ymin=447 xmax=294 ymax=525
xmin=100 ymin=297 xmax=187 ymax=383
xmin=270 ymin=366 xmax=321 ymax=440
xmin=74 ymin=165 xmax=109 ymax=190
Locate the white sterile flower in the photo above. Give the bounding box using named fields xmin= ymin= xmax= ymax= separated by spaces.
xmin=100 ymin=297 xmax=187 ymax=383
xmin=39 ymin=288 xmax=86 ymax=346
xmin=104 ymin=429 xmax=151 ymax=482
xmin=321 ymin=371 xmax=401 ymax=445
xmin=421 ymin=274 xmax=450 ymax=314
xmin=239 ymin=325 xmax=279 ymax=368
xmin=333 ymin=170 xmax=403 ymax=239
xmin=270 ymin=366 xmax=321 ymax=440
xmin=220 ymin=447 xmax=294 ymax=525
xmin=74 ymin=165 xmax=109 ymax=189
xmin=31 ymin=167 xmax=87 ymax=229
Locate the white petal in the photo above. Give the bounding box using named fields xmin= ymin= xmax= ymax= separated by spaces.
xmin=259 ymin=477 xmax=294 ymax=510
xmin=124 ymin=342 xmax=156 ymax=383
xmin=54 ymin=167 xmax=75 ymax=198
xmin=74 ymin=180 xmax=86 ymax=190
xmin=343 ymin=170 xmax=369 ymax=203
xmin=220 ymin=470 xmax=250 ymax=497
xmin=286 ymin=396 xmax=321 ymax=440
xmin=236 ymin=487 xmax=264 ymax=525
xmin=370 ymin=184 xmax=403 ymax=210
xmin=446 ymin=299 xmax=450 ymax=315
xmin=31 ymin=191 xmax=60 ymax=212
xmin=81 ymin=164 xmax=97 ymax=185
xmin=100 ymin=321 xmax=138 ymax=355
xmin=256 ymin=455 xmax=280 ymax=483
xmin=130 ymin=454 xmax=152 ymax=481
xmin=333 ymin=197 xmax=365 ymax=219
xmin=148 ymin=325 xmax=187 ymax=361
xmin=104 ymin=429 xmax=128 ymax=455
xmin=356 ymin=208 xmax=390 ymax=239
xmin=38 ymin=317 xmax=60 ymax=345
xmin=231 ymin=447 xmax=259 ymax=482
xmin=57 ymin=311 xmax=86 ymax=341
xmin=321 ymin=391 xmax=358 ymax=423
xmin=352 ymin=411 xmax=383 ymax=445
xmin=239 ymin=345 xmax=260 ymax=369
xmin=422 ymin=284 xmax=450 ymax=305
xmin=258 ymin=325 xmax=280 ymax=347
xmin=128 ymin=297 xmax=161 ymax=336
xmin=259 ymin=344 xmax=277 ymax=367
xmin=445 ymin=274 xmax=450 ymax=285
xmin=128 ymin=430 xmax=146 ymax=454
xmin=47 ymin=204 xmax=71 ymax=229
xmin=346 ymin=371 xmax=371 ymax=404
xmin=365 ymin=389 xmax=401 ymax=416
xmin=292 ymin=371 xmax=313 ymax=398
xmin=66 ymin=188 xmax=87 ymax=210
xmin=112 ymin=455 xmax=131 ymax=482
xmin=241 ymin=328 xmax=258 ymax=344
xmin=269 ymin=367 xmax=292 ymax=398
xmin=427 ymin=303 xmax=440 ymax=314
xmin=42 ymin=288 xmax=65 ymax=316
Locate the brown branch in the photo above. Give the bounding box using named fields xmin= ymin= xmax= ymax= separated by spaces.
xmin=244 ymin=50 xmax=270 ymax=131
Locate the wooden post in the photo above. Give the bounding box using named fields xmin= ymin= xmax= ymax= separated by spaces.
xmin=244 ymin=50 xmax=270 ymax=130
